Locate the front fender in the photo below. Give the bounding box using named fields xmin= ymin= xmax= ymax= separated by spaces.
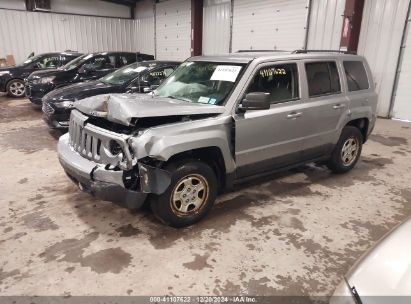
xmin=130 ymin=117 xmax=236 ymax=174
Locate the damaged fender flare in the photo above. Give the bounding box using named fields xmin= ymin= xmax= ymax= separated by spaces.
xmin=138 ymin=163 xmax=171 ymax=194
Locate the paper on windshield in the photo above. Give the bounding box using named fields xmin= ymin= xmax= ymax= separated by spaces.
xmin=210 ymin=65 xmax=242 ymax=82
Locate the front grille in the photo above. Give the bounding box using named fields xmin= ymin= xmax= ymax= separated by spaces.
xmin=42 ymin=101 xmax=55 ymax=116
xmin=69 ymin=111 xmax=102 ymax=162
xmin=68 ymin=110 xmax=134 ymax=169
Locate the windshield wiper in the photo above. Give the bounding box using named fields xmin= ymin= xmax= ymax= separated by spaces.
xmin=167 ymin=95 xmax=191 ymax=102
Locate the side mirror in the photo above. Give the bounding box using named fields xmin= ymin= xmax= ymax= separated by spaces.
xmin=239 ymin=92 xmax=271 ymax=111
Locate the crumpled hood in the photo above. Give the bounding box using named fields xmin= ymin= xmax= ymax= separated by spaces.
xmin=346 ymin=218 xmax=411 ymax=298
xmin=75 ymin=93 xmax=226 ymax=126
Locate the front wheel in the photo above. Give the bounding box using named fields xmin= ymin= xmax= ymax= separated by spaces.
xmin=150 ymin=161 xmax=218 ymax=228
xmin=6 ymin=79 xmax=25 ymax=98
xmin=327 ymin=126 xmax=363 ymax=174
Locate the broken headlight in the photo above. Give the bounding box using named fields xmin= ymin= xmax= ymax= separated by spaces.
xmin=109 ymin=140 xmax=123 ymax=156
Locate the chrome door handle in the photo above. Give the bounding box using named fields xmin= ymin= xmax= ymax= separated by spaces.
xmin=286 ymin=112 xmax=302 ymax=119
xmin=333 ymin=104 xmax=346 ymax=109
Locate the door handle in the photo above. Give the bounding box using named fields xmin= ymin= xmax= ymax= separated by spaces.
xmin=286 ymin=112 xmax=302 ymax=119
xmin=333 ymin=104 xmax=346 ymax=109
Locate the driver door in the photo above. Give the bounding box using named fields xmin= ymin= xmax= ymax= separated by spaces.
xmin=234 ymin=61 xmax=307 ymax=178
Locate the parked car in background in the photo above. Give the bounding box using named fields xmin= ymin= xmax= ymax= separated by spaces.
xmin=0 ymin=52 xmax=82 ymax=98
xmin=57 ymin=51 xmax=377 ymax=227
xmin=42 ymin=60 xmax=180 ymax=129
xmin=25 ymin=52 xmax=154 ymax=105
xmin=331 ymin=217 xmax=411 ymax=304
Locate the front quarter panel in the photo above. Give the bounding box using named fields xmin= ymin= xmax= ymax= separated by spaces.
xmin=129 ymin=116 xmax=236 ymax=174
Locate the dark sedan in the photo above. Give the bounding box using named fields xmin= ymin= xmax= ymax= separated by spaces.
xmin=0 ymin=52 xmax=81 ymax=98
xmin=26 ymin=52 xmax=154 ymax=105
xmin=42 ymin=60 xmax=180 ymax=129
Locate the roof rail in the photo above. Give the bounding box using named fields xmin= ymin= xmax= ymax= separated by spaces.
xmin=237 ymin=50 xmax=288 ymax=53
xmin=292 ymin=49 xmax=357 ymax=55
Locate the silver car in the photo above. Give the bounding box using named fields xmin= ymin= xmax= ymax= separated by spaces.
xmin=57 ymin=51 xmax=377 ymax=227
xmin=331 ymin=217 xmax=411 ymax=304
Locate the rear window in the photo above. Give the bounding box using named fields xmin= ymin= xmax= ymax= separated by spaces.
xmin=343 ymin=61 xmax=369 ymax=91
xmin=306 ymin=62 xmax=341 ymax=97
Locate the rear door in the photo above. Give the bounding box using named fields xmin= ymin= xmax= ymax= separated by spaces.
xmin=300 ymin=60 xmax=349 ymax=160
xmin=234 ymin=61 xmax=308 ymax=178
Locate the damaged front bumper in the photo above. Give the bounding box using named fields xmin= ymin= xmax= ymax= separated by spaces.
xmin=58 ymin=134 xmax=171 ymax=210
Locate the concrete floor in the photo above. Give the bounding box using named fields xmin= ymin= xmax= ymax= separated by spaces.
xmin=0 ymin=96 xmax=410 ymax=298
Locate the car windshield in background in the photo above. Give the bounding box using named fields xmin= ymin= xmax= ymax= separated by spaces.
xmin=154 ymin=61 xmax=244 ymax=105
xmin=61 ymin=54 xmax=92 ymax=71
xmin=101 ymin=64 xmax=148 ymax=86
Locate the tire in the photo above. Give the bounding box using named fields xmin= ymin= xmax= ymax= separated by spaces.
xmin=6 ymin=79 xmax=25 ymax=98
xmin=151 ymin=160 xmax=218 ymax=228
xmin=327 ymin=126 xmax=363 ymax=174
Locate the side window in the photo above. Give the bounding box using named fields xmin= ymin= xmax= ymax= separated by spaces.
xmin=37 ymin=55 xmax=60 ymax=69
xmin=60 ymin=55 xmax=77 ymax=66
xmin=343 ymin=61 xmax=369 ymax=91
xmin=306 ymin=61 xmax=341 ymax=97
xmin=119 ymin=55 xmax=136 ymax=67
xmin=83 ymin=55 xmax=115 ymax=71
xmin=246 ymin=63 xmax=299 ymax=103
xmin=145 ymin=67 xmax=176 ymax=86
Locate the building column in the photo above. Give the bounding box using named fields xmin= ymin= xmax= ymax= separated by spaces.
xmin=340 ymin=0 xmax=365 ymax=53
xmin=191 ymin=0 xmax=203 ymax=56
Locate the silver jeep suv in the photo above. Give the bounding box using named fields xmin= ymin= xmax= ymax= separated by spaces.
xmin=57 ymin=51 xmax=377 ymax=227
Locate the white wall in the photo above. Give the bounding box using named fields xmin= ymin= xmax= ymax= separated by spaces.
xmin=135 ymin=0 xmax=155 ymax=55
xmin=307 ymin=0 xmax=345 ymax=49
xmin=392 ymin=7 xmax=411 ymax=121
xmin=0 ymin=9 xmax=145 ymax=63
xmin=202 ymin=0 xmax=231 ymax=55
xmin=0 ymin=0 xmax=25 ymax=10
xmin=0 ymin=0 xmax=130 ymax=18
xmin=51 ymin=0 xmax=130 ymax=18
xmin=358 ymin=0 xmax=410 ymax=117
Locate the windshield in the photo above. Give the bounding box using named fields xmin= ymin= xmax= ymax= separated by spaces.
xmin=101 ymin=63 xmax=148 ymax=86
xmin=154 ymin=61 xmax=244 ymax=105
xmin=61 ymin=54 xmax=92 ymax=71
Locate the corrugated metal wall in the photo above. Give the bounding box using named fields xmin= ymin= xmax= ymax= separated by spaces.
xmin=358 ymin=0 xmax=410 ymax=117
xmin=392 ymin=5 xmax=411 ymax=121
xmin=0 ymin=9 xmax=150 ymax=63
xmin=202 ymin=0 xmax=231 ymax=55
xmin=232 ymin=0 xmax=310 ymax=51
xmin=135 ymin=0 xmax=155 ymax=55
xmin=307 ymin=0 xmax=345 ymax=49
xmin=155 ymin=0 xmax=191 ymax=61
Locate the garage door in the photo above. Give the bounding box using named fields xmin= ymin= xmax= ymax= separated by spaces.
xmin=155 ymin=0 xmax=191 ymax=61
xmin=231 ymin=0 xmax=309 ymax=52
xmin=357 ymin=0 xmax=410 ymax=117
xmin=392 ymin=10 xmax=411 ymax=121
xmin=202 ymin=0 xmax=231 ymax=55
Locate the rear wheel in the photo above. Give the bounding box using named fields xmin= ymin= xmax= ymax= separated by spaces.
xmin=6 ymin=79 xmax=25 ymax=98
xmin=327 ymin=126 xmax=363 ymax=174
xmin=151 ymin=160 xmax=218 ymax=228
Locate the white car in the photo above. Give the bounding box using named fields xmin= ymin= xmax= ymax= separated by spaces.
xmin=331 ymin=218 xmax=411 ymax=304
